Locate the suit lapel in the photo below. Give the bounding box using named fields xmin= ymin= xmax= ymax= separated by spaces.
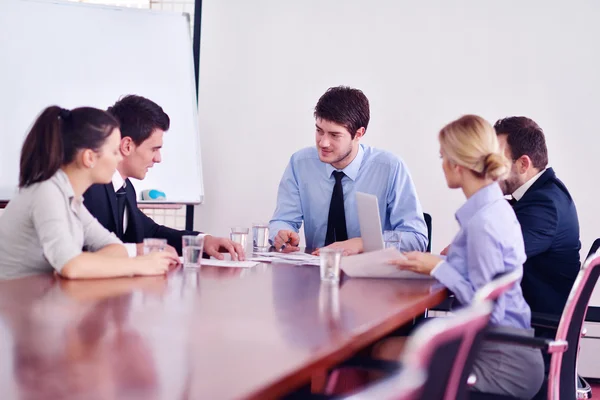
xmin=517 ymin=168 xmax=556 ymax=204
xmin=527 ymin=168 xmax=555 ymax=194
xmin=104 ymin=183 xmax=120 ymax=232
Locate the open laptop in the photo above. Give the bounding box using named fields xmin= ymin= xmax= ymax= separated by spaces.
xmin=346 ymin=192 xmax=421 ymax=278
xmin=356 ymin=192 xmax=385 ymax=252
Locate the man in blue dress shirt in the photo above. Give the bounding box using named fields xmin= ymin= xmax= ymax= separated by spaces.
xmin=269 ymin=86 xmax=428 ymax=253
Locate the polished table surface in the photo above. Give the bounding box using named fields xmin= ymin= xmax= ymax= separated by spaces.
xmin=0 ymin=263 xmax=446 ymax=400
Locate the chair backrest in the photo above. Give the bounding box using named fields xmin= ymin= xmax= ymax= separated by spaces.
xmin=399 ymin=301 xmax=493 ymax=400
xmin=453 ymin=269 xmax=523 ymax=400
xmin=473 ymin=269 xmax=523 ymax=304
xmin=550 ymin=253 xmax=600 ymax=400
xmin=424 ymin=213 xmax=432 ymax=253
xmin=585 ymin=238 xmax=600 ymax=261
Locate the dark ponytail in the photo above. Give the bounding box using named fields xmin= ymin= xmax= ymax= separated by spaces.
xmin=19 ymin=106 xmax=119 ymax=188
xmin=19 ymin=106 xmax=64 ymax=188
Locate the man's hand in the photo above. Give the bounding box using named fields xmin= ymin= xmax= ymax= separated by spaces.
xmin=273 ymin=230 xmax=300 ymax=253
xmin=312 ymin=237 xmax=363 ymax=256
xmin=204 ymin=235 xmax=246 ymax=261
xmin=387 ymin=251 xmax=442 ymax=276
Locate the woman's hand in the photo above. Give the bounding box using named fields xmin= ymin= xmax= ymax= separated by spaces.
xmin=388 ymin=251 xmax=442 ymax=275
xmin=133 ymin=252 xmax=172 ymax=276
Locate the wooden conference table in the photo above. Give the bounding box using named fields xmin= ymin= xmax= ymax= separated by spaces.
xmin=0 ymin=261 xmax=447 ymax=399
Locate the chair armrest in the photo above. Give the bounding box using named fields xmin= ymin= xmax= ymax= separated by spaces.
xmin=530 ymin=312 xmax=560 ymax=330
xmin=484 ymin=328 xmax=568 ymax=354
xmin=430 ymin=295 xmax=456 ymax=312
xmin=337 ymin=356 xmax=402 ymax=374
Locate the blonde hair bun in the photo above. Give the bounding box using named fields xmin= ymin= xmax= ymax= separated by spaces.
xmin=483 ymin=152 xmax=509 ymax=181
xmin=439 ymin=114 xmax=511 ymax=182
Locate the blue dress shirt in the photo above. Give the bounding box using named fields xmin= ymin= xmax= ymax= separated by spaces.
xmin=432 ymin=183 xmax=532 ymax=329
xmin=269 ymin=144 xmax=428 ymax=250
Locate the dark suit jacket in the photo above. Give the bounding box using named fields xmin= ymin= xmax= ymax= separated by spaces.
xmin=513 ymin=168 xmax=581 ymax=316
xmin=83 ymin=180 xmax=198 ymax=255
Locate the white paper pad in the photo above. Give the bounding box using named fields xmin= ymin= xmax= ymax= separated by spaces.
xmin=251 ymin=251 xmax=320 ymax=266
xmin=246 ymin=256 xmax=275 ymax=263
xmin=341 ymin=248 xmax=433 ymax=279
xmin=178 ymin=257 xmax=259 ymax=268
xmin=201 ymin=259 xmax=259 ymax=268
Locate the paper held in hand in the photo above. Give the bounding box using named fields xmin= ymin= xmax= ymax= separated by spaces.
xmin=341 ymin=248 xmax=434 ymax=279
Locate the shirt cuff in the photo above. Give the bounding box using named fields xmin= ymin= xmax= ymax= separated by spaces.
xmin=430 ymin=259 xmax=445 ymax=276
xmin=124 ymin=243 xmax=137 ymax=258
xmin=431 ymin=260 xmax=465 ymax=288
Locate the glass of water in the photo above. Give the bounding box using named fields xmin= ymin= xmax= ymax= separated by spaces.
xmin=319 ymin=248 xmax=343 ymax=283
xmin=383 ymin=230 xmax=402 ymax=251
xmin=182 ymin=235 xmax=204 ymax=268
xmin=252 ymin=223 xmax=270 ymax=252
xmin=143 ymin=238 xmax=167 ymax=254
xmin=230 ymin=227 xmax=249 ymax=250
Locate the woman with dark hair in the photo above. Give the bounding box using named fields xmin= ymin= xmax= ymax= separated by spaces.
xmin=0 ymin=106 xmax=177 ymax=279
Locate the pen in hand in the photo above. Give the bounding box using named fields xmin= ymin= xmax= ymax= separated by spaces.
xmin=280 ymin=238 xmax=291 ymax=252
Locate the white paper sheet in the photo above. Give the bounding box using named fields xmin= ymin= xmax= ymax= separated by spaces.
xmin=200 ymin=259 xmax=259 ymax=268
xmin=178 ymin=257 xmax=259 ymax=268
xmin=341 ymin=248 xmax=434 ymax=279
xmin=251 ymin=251 xmax=320 ymax=266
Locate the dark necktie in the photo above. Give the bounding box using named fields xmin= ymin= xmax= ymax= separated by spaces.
xmin=507 ymin=197 xmax=518 ymax=206
xmin=115 ymin=186 xmax=127 ymax=239
xmin=325 ymin=171 xmax=348 ymax=246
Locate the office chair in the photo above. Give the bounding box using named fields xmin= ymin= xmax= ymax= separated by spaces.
xmin=469 ymin=252 xmax=600 ymax=400
xmin=323 ymin=271 xmax=522 ymax=400
xmin=424 ymin=213 xmax=432 ymax=253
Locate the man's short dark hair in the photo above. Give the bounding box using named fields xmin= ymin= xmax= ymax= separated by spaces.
xmin=108 ymin=95 xmax=170 ymax=145
xmin=314 ymin=86 xmax=370 ymax=139
xmin=494 ymin=116 xmax=548 ymax=169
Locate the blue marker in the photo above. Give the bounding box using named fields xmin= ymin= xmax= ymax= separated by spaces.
xmin=141 ymin=189 xmax=166 ymax=201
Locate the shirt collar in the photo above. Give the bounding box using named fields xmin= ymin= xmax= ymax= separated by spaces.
xmin=324 ymin=144 xmax=365 ymax=181
xmin=455 ymin=182 xmax=504 ymax=226
xmin=53 ymin=169 xmax=82 ymax=213
xmin=54 ymin=169 xmax=74 ymax=198
xmin=512 ymin=168 xmax=546 ymax=201
xmin=112 ymin=171 xmax=126 ymax=192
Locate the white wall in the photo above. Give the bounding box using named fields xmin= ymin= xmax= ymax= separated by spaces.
xmin=194 ymin=0 xmax=600 ymax=267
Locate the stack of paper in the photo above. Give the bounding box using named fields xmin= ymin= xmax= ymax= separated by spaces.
xmin=201 ymin=259 xmax=260 ymax=268
xmin=248 ymin=251 xmax=320 ymax=266
xmin=178 ymin=257 xmax=260 ymax=268
xmin=341 ymin=248 xmax=433 ymax=279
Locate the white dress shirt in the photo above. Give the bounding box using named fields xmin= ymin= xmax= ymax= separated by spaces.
xmin=111 ymin=172 xmax=207 ymax=257
xmin=112 ymin=171 xmax=137 ymax=257
xmin=512 ymin=168 xmax=547 ymax=201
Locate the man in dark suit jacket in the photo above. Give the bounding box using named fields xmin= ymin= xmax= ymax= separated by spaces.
xmin=495 ymin=117 xmax=581 ymax=317
xmin=84 ymin=95 xmax=244 ymax=260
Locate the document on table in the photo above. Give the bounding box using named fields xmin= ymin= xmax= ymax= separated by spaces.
xmin=341 ymin=248 xmax=434 ymax=279
xmin=201 ymin=259 xmax=259 ymax=268
xmin=178 ymin=257 xmax=260 ymax=268
xmin=248 ymin=251 xmax=320 ymax=266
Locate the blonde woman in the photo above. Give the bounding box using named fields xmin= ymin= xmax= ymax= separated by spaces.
xmin=385 ymin=115 xmax=544 ymax=398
